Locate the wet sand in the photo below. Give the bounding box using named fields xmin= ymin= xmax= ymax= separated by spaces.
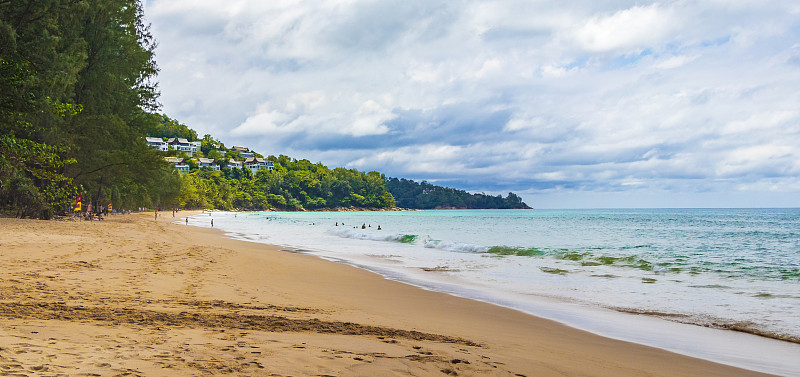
xmin=0 ymin=213 xmax=774 ymax=376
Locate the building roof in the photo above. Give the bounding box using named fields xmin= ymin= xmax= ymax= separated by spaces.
xmin=164 ymin=157 xmax=184 ymax=163
xmin=232 ymin=145 xmax=250 ymax=152
xmin=198 ymin=158 xmax=215 ymax=164
xmin=146 ymin=137 xmax=164 ymax=143
xmin=244 ymin=157 xmax=265 ymax=164
xmin=167 ymin=138 xmax=190 ymax=145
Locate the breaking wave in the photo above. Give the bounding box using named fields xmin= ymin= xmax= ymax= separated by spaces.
xmin=327 ymin=228 xmax=419 ymax=244
xmin=325 ymin=227 xmax=799 ymax=281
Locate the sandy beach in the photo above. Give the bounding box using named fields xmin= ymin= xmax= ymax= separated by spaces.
xmin=0 ymin=212 xmax=773 ymax=376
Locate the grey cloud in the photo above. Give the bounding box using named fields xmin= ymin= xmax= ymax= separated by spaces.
xmin=324 ymin=1 xmax=455 ymax=52
xmin=146 ymin=0 xmax=800 ymax=208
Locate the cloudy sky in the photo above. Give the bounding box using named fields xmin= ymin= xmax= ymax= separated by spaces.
xmin=144 ymin=0 xmax=800 ymax=208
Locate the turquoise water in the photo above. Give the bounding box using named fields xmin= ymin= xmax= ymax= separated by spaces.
xmin=191 ymin=208 xmax=800 ymax=373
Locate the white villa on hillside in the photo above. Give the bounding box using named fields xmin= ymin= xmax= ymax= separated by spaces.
xmin=153 ymin=142 xmax=275 ymax=174
xmin=244 ymin=157 xmax=274 ymax=174
xmin=146 ymin=137 xmax=168 ymax=151
xmin=167 ymin=138 xmax=192 ymax=154
xmin=232 ymin=145 xmax=254 ymax=158
xmin=198 ymin=158 xmax=220 ymax=171
xmin=164 ymin=157 xmax=189 ymax=173
xmin=228 ymin=159 xmax=243 ymax=169
xmin=146 ymin=137 xmax=202 ymax=155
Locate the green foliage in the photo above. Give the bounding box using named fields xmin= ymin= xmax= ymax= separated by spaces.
xmin=206 ymin=149 xmax=224 ymax=161
xmin=146 ymin=113 xmax=198 ymax=141
xmin=0 ymin=0 xmax=179 ymax=218
xmin=175 ymin=155 xmax=396 ymax=211
xmin=0 ymin=134 xmax=78 ymax=218
xmin=0 ymin=0 xmax=523 ymax=218
xmin=385 ymin=178 xmax=530 ymax=209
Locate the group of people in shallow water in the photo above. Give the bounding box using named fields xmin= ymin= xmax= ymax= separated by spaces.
xmin=179 ymin=210 xmax=214 ymax=227
xmin=335 ymin=222 xmax=381 ymax=230
xmin=181 ymin=214 xmax=381 ymax=231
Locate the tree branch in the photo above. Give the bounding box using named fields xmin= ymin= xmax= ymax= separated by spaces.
xmin=14 ymin=0 xmax=36 ymax=31
xmin=71 ymin=162 xmax=129 ymax=180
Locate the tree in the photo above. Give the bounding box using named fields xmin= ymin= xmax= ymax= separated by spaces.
xmin=385 ymin=178 xmax=530 ymax=209
xmin=63 ymin=0 xmax=165 ymax=210
xmin=0 ymin=1 xmax=86 ymax=218
xmin=1 ymin=0 xmax=181 ymax=217
xmin=147 ymin=114 xmax=197 ymax=140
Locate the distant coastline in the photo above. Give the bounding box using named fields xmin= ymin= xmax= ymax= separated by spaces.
xmin=212 ymin=206 xmax=535 ymax=213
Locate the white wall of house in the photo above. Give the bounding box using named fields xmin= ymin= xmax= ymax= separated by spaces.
xmin=244 ymin=159 xmax=274 ymax=174
xmin=146 ymin=137 xmax=168 ymax=152
xmin=191 ymin=141 xmax=201 ymax=156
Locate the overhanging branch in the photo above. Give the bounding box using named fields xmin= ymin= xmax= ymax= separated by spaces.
xmin=72 ymin=162 xmax=129 ymax=180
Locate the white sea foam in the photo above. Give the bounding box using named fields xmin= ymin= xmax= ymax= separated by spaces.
xmin=188 ymin=209 xmax=800 ymax=375
xmin=327 ymin=227 xmax=417 ymax=243
xmin=422 ymin=239 xmax=488 ymax=253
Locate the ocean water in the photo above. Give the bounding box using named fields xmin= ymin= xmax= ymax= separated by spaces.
xmin=188 ymin=208 xmax=800 ymax=375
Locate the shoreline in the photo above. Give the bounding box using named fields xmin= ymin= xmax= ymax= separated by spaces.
xmin=191 ymin=211 xmax=800 ymax=375
xmin=201 ymin=210 xmax=800 ymax=376
xmin=0 ymin=213 xmax=779 ymax=376
xmin=226 ymin=239 xmax=800 ymax=376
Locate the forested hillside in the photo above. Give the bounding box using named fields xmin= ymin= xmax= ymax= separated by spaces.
xmin=177 ymin=155 xmax=395 ymax=211
xmin=386 ymin=178 xmax=530 ymax=209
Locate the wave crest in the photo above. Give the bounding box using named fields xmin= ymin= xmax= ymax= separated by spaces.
xmin=327 ymin=228 xmax=419 ymax=244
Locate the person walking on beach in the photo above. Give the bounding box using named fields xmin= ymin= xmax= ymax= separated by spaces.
xmin=186 ymin=217 xmax=188 ymax=225
xmin=211 ymin=219 xmax=214 ymax=227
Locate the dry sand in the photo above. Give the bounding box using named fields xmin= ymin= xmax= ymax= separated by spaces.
xmin=0 ymin=212 xmax=774 ymax=376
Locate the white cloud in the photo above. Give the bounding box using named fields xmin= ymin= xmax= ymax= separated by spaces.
xmin=348 ymin=144 xmax=465 ymax=174
xmin=232 ymin=92 xmax=395 ymax=138
xmin=573 ymin=4 xmax=678 ymax=52
xmin=652 ymin=54 xmax=699 ymax=69
xmin=406 ymin=61 xmax=442 ymax=83
xmin=716 ymin=145 xmax=798 ymax=178
xmin=145 ymin=0 xmax=800 ymax=207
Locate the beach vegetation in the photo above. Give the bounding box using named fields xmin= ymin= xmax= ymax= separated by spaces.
xmin=0 ymin=0 xmax=178 ymax=218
